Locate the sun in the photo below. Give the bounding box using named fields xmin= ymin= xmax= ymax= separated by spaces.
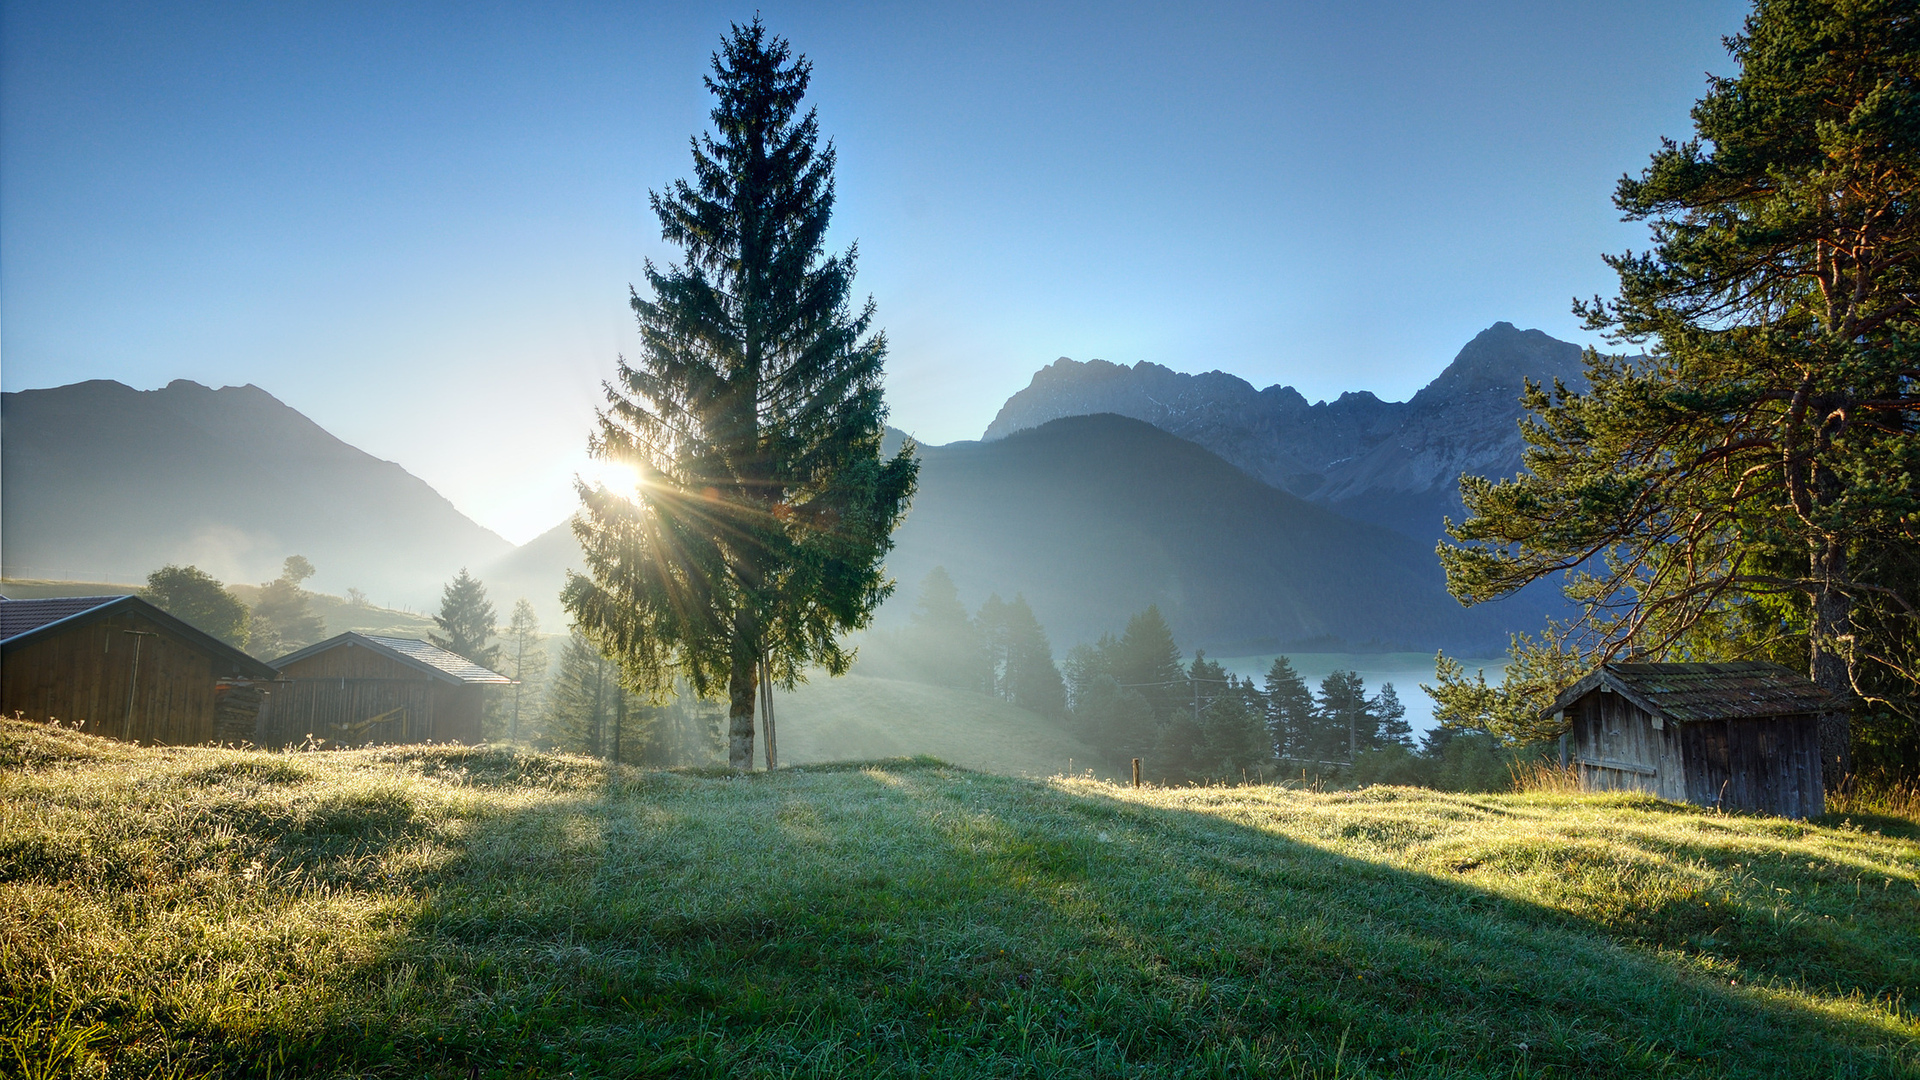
xmin=579 ymin=457 xmax=646 ymax=502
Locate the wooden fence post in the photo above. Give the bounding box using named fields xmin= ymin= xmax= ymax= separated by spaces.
xmin=1131 ymin=758 xmax=1141 ymax=789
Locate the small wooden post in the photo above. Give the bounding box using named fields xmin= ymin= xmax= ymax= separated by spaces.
xmin=1131 ymin=758 xmax=1141 ymax=789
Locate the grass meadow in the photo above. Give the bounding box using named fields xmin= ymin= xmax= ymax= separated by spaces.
xmin=2 ymin=718 xmax=1916 ymax=1079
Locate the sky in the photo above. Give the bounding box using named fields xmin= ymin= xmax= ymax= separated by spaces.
xmin=2 ymin=0 xmax=1750 ymax=544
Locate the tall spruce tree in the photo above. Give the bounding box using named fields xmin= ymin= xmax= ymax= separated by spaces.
xmin=1263 ymin=656 xmax=1315 ymax=760
xmin=1437 ymin=0 xmax=1920 ymax=778
xmin=501 ymin=599 xmax=548 ymax=743
xmin=900 ymin=566 xmax=982 ymax=689
xmin=996 ymin=595 xmax=1067 ymax=718
xmin=1114 ymin=606 xmax=1184 ymax=719
xmin=432 ymin=569 xmax=499 ymax=669
xmin=565 ymin=19 xmax=917 ymax=770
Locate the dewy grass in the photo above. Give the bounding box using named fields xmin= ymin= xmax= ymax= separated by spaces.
xmin=2 ymin=719 xmax=1916 ymax=1079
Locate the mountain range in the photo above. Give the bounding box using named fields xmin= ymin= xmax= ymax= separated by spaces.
xmin=983 ymin=322 xmax=1590 ymax=542
xmin=2 ymin=321 xmax=1585 ymax=652
xmin=0 ymin=379 xmax=511 ymax=601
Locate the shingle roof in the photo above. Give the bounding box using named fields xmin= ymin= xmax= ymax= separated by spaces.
xmin=1547 ymin=661 xmax=1844 ymax=724
xmin=0 ymin=595 xmax=279 ymax=679
xmin=362 ymin=635 xmax=513 ymax=684
xmin=0 ymin=596 xmax=125 ymax=641
xmin=271 ymin=632 xmax=512 ymax=685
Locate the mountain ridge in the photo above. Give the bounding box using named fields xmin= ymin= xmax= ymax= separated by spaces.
xmin=1 ymin=378 xmax=511 ymax=602
xmin=981 ymin=322 xmax=1590 ymax=541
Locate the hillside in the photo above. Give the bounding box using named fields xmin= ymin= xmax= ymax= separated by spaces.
xmin=774 ymin=673 xmax=1099 ymax=777
xmin=4 ymin=720 xmax=1914 ymax=1078
xmin=488 ymin=416 xmax=1544 ymax=653
xmin=982 ymin=322 xmax=1591 ymax=542
xmin=0 ymin=379 xmax=511 ymax=603
xmin=890 ymin=414 xmax=1542 ymax=652
xmin=0 ymin=577 xmax=439 ymax=642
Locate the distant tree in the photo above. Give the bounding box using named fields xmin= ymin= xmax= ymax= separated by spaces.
xmin=501 ymin=599 xmax=549 ymax=743
xmin=141 ymin=564 xmax=249 ymax=649
xmin=431 ymin=569 xmax=500 ymax=669
xmin=900 ymin=567 xmax=983 ymax=689
xmin=1063 ymin=634 xmax=1118 ymax=711
xmin=1312 ymin=670 xmax=1373 ymax=764
xmin=1196 ymin=671 xmax=1270 ymax=783
xmin=1374 ymin=683 xmax=1414 ymax=750
xmin=547 ymin=630 xmax=615 ymax=758
xmin=1074 ymin=673 xmax=1156 ymax=774
xmin=1263 ymin=656 xmax=1314 ymax=759
xmin=345 ymin=587 xmax=370 ymax=608
xmin=1113 ymin=606 xmax=1184 ymax=719
xmin=977 ymin=594 xmax=1067 ymax=717
xmin=250 ymin=557 xmax=325 ymax=659
xmin=564 ymin=20 xmax=918 ymax=770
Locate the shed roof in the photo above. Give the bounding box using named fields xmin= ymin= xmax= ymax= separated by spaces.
xmin=1546 ymin=661 xmax=1843 ymax=724
xmin=271 ymin=632 xmax=513 ymax=685
xmin=0 ymin=595 xmax=279 ymax=679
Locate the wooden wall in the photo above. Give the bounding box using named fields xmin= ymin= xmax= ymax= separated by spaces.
xmin=1 ymin=610 xmax=228 ymax=745
xmin=1571 ymin=692 xmax=1685 ymax=801
xmin=258 ymin=642 xmax=484 ymax=747
xmin=1570 ymin=689 xmax=1825 ymax=818
xmin=1680 ymin=716 xmax=1824 ymax=819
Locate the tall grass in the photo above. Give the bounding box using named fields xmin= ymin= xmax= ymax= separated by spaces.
xmin=3 ymin=718 xmax=1916 ymax=1079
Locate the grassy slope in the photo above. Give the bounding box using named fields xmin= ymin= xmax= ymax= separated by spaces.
xmin=2 ymin=721 xmax=1915 ymax=1079
xmin=773 ymin=674 xmax=1100 ymax=778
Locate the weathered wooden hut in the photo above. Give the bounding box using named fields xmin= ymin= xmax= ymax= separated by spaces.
xmin=1544 ymin=662 xmax=1837 ymax=819
xmin=261 ymin=633 xmax=511 ymax=747
xmin=0 ymin=595 xmax=279 ymax=744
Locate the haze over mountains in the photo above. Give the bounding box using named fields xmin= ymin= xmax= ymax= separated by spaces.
xmin=1 ymin=379 xmax=511 ymax=601
xmin=2 ymin=322 xmax=1582 ymax=653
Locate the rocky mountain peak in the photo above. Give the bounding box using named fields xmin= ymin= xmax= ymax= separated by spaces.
xmin=1410 ymin=322 xmax=1587 ymax=407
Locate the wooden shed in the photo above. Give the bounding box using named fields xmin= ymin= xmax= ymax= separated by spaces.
xmin=1544 ymin=662 xmax=1838 ymax=819
xmin=0 ymin=595 xmax=279 ymax=744
xmin=260 ymin=633 xmax=511 ymax=747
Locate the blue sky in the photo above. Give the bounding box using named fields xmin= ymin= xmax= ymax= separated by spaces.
xmin=2 ymin=1 xmax=1748 ymax=543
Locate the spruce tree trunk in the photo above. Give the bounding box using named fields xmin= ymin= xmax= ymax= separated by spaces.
xmin=728 ymin=611 xmax=759 ymax=770
xmin=1809 ymin=539 xmax=1853 ymax=789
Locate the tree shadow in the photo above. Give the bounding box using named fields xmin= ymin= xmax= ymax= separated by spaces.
xmin=145 ymin=749 xmax=1918 ymax=1078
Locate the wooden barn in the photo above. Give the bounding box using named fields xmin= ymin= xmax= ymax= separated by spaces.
xmin=0 ymin=595 xmax=279 ymax=744
xmin=260 ymin=633 xmax=511 ymax=747
xmin=1544 ymin=662 xmax=1838 ymax=819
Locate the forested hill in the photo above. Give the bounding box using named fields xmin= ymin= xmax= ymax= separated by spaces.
xmin=886 ymin=413 xmax=1545 ymax=654
xmin=0 ymin=379 xmax=511 ymax=601
xmin=981 ymin=322 xmax=1590 ymax=543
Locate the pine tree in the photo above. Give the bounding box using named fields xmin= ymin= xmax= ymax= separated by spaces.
xmin=546 ymin=630 xmax=614 ymax=758
xmin=977 ymin=594 xmax=1011 ymax=698
xmin=142 ymin=564 xmax=249 ymax=649
xmin=431 ymin=569 xmax=499 ymax=669
xmin=1373 ymin=683 xmax=1413 ymax=750
xmin=501 ymin=599 xmax=548 ymax=743
xmin=900 ymin=566 xmax=982 ymax=689
xmin=1263 ymin=656 xmax=1314 ymax=760
xmin=1313 ymin=670 xmax=1372 ymax=764
xmin=999 ymin=595 xmax=1067 ymax=718
xmin=565 ymin=19 xmax=917 ymax=770
xmin=1114 ymin=606 xmax=1184 ymax=719
xmin=1438 ymin=0 xmax=1920 ymax=778
xmin=250 ymin=556 xmax=324 ymax=659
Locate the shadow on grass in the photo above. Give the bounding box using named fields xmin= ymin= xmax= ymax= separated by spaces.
xmin=33 ymin=739 xmax=1916 ymax=1079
